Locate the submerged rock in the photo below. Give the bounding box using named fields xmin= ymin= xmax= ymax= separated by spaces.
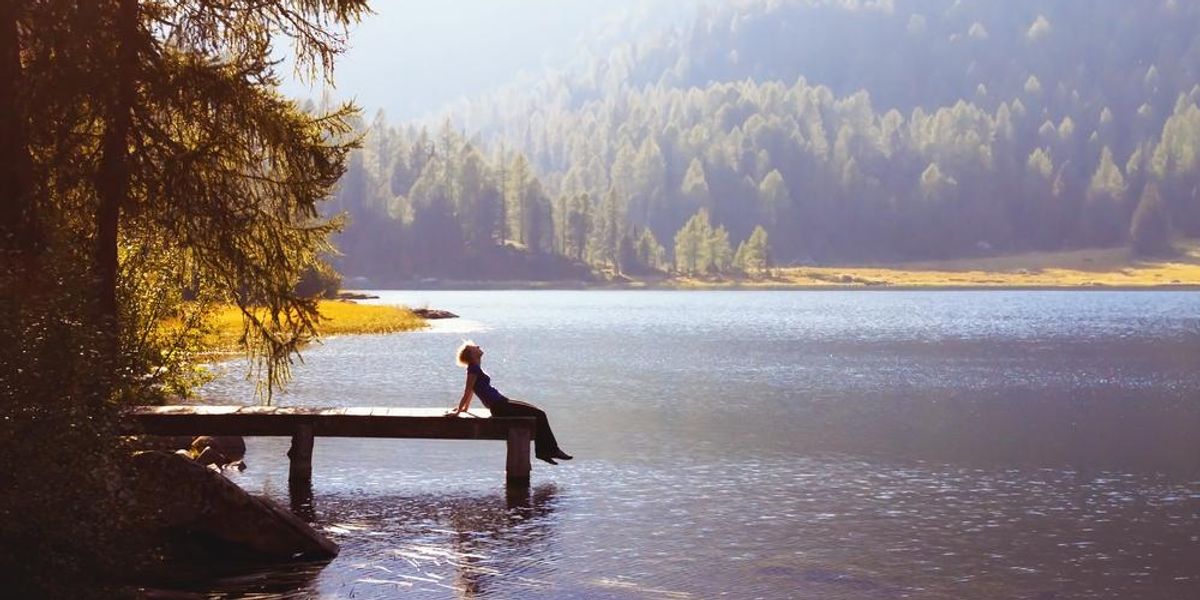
xmin=128 ymin=451 xmax=337 ymax=560
xmin=335 ymin=291 xmax=379 ymax=300
xmin=411 ymin=307 xmax=458 ymax=319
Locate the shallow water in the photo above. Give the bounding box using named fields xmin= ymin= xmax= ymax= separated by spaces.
xmin=188 ymin=290 xmax=1200 ymax=599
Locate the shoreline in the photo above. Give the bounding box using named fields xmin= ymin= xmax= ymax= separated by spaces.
xmin=351 ymin=242 xmax=1200 ymax=292
xmin=346 ymin=280 xmax=1200 ymax=292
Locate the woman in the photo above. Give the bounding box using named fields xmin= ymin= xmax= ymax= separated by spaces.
xmin=450 ymin=341 xmax=573 ymax=465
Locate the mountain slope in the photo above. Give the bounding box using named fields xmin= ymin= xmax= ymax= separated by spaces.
xmin=329 ymin=0 xmax=1200 ymax=279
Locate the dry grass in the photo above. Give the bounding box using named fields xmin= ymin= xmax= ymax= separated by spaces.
xmin=676 ymin=240 xmax=1200 ymax=288
xmin=310 ymin=300 xmax=427 ymax=335
xmin=203 ymin=301 xmax=425 ymax=352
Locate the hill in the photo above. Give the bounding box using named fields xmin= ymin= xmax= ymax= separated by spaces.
xmin=326 ymin=0 xmax=1200 ymax=281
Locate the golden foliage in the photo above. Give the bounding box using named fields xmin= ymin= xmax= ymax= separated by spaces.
xmin=671 ymin=239 xmax=1200 ymax=288
xmin=201 ymin=301 xmax=426 ymax=353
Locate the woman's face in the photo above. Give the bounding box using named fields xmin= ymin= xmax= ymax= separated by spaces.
xmin=471 ymin=345 xmax=484 ymax=361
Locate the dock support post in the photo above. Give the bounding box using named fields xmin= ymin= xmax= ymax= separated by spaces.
xmin=288 ymin=424 xmax=314 ymax=486
xmin=505 ymin=426 xmax=531 ymax=487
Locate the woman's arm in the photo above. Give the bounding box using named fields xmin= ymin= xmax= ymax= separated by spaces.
xmin=451 ymin=372 xmax=477 ymax=414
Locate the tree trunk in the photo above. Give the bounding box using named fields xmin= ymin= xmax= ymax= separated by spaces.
xmin=94 ymin=0 xmax=138 ymax=393
xmin=0 ymin=1 xmax=38 ymax=257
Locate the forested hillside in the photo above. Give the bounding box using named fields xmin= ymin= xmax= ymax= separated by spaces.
xmin=330 ymin=0 xmax=1200 ymax=282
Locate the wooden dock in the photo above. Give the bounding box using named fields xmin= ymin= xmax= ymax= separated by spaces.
xmin=125 ymin=405 xmax=538 ymax=486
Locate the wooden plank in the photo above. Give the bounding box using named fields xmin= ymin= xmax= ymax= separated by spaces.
xmin=123 ymin=406 xmax=533 ymax=441
xmin=126 ymin=406 xmax=500 ymax=418
xmin=235 ymin=406 xmax=275 ymax=416
xmin=310 ymin=415 xmax=527 ymax=440
xmin=290 ymin=406 xmax=327 ymax=415
xmin=193 ymin=405 xmax=241 ymax=415
xmin=151 ymin=405 xmax=194 ymax=415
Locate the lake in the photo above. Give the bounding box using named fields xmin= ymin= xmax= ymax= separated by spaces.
xmin=189 ymin=290 xmax=1200 ymax=599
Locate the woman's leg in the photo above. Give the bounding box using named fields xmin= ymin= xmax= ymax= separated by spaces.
xmin=493 ymin=400 xmax=560 ymax=458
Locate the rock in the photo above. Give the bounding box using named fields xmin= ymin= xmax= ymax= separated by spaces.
xmin=129 ymin=451 xmax=338 ymax=560
xmin=411 ymin=307 xmax=458 ymax=319
xmin=335 ymin=291 xmax=379 ymax=300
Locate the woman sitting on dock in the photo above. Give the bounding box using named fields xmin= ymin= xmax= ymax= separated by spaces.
xmin=450 ymin=341 xmax=573 ymax=465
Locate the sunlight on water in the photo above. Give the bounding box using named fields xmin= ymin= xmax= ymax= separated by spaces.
xmin=190 ymin=291 xmax=1200 ymax=599
xmin=419 ymin=317 xmax=491 ymax=335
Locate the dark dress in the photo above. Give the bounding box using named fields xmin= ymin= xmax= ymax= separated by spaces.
xmin=467 ymin=363 xmax=562 ymax=458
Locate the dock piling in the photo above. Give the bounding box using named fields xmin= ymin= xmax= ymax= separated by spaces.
xmin=505 ymin=426 xmax=531 ymax=486
xmin=288 ymin=424 xmax=314 ymax=485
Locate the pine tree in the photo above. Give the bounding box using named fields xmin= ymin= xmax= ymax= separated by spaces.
xmin=564 ymin=193 xmax=590 ymax=261
xmin=1130 ymin=183 xmax=1172 ymax=256
xmin=1085 ymin=146 xmax=1128 ymax=245
xmin=504 ymin=154 xmax=527 ymax=245
xmin=708 ymin=226 xmax=734 ymax=274
xmin=631 ymin=137 xmax=667 ymax=227
xmin=634 ymin=227 xmax=667 ymax=272
xmin=674 ymin=208 xmax=719 ymax=275
xmin=523 ymin=178 xmax=553 ymax=254
xmin=587 ymin=188 xmax=620 ymax=268
xmin=734 ymin=225 xmax=771 ymax=276
xmin=1 ymin=1 xmax=369 ymax=594
xmin=680 ymin=157 xmax=712 ymax=215
xmin=757 ymin=170 xmax=791 ymax=227
xmin=616 ymin=229 xmax=638 ymax=275
xmin=673 ymin=210 xmax=704 ymax=275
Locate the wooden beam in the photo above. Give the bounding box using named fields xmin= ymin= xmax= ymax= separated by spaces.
xmin=123 ymin=406 xmax=534 ymax=441
xmin=123 ymin=406 xmax=540 ymax=488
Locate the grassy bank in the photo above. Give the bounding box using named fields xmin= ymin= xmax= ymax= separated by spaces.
xmin=204 ymin=301 xmax=425 ymax=353
xmin=666 ymin=240 xmax=1200 ymax=289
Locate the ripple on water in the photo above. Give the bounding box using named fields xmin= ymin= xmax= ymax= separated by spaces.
xmin=186 ymin=291 xmax=1200 ymax=599
xmin=173 ymin=451 xmax=1200 ymax=600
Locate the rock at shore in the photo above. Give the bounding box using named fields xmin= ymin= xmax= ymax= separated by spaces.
xmin=128 ymin=451 xmax=337 ymax=560
xmin=411 ymin=307 xmax=458 ymax=319
xmin=335 ymin=291 xmax=379 ymax=300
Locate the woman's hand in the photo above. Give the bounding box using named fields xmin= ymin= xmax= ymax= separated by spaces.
xmin=453 ymin=372 xmax=477 ymax=416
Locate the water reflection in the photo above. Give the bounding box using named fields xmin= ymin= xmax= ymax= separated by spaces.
xmin=147 ymin=551 xmax=328 ymax=599
xmin=448 ymin=485 xmax=559 ymax=597
xmin=191 ymin=291 xmax=1200 ymax=598
xmin=288 ymin=477 xmax=315 ymax=523
xmin=148 ymin=485 xmax=560 ymax=599
xmin=311 ymin=485 xmax=560 ymax=598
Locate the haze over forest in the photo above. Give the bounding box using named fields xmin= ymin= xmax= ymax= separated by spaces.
xmin=306 ymin=0 xmax=1200 ymax=282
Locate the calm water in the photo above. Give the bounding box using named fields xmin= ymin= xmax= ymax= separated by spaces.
xmin=188 ymin=291 xmax=1200 ymax=599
